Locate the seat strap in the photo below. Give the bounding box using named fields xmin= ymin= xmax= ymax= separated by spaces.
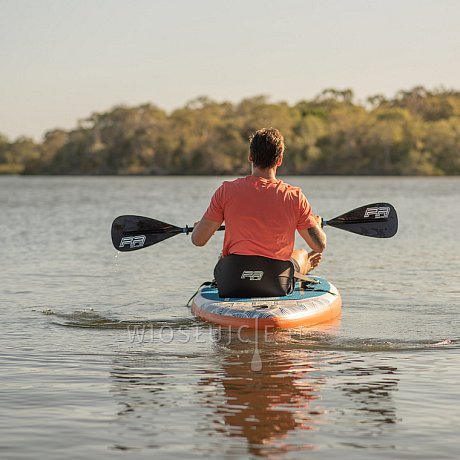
xmin=293 ymin=271 xmax=320 ymax=284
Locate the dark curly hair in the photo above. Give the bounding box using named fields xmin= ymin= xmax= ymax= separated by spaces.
xmin=249 ymin=127 xmax=285 ymax=169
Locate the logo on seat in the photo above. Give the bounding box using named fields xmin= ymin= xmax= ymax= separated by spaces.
xmin=241 ymin=270 xmax=264 ymax=281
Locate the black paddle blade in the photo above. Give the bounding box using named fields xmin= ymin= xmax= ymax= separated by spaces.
xmin=111 ymin=215 xmax=183 ymax=251
xmin=325 ymin=203 xmax=398 ymax=238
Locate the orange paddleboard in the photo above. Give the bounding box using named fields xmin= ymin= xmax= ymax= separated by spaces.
xmin=192 ymin=276 xmax=341 ymax=330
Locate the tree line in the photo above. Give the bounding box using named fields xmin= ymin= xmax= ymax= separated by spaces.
xmin=1 ymin=86 xmax=459 ymax=175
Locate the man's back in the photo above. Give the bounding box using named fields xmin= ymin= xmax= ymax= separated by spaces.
xmin=204 ymin=175 xmax=316 ymax=260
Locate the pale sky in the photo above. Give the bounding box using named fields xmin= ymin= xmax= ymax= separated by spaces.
xmin=1 ymin=0 xmax=459 ymax=140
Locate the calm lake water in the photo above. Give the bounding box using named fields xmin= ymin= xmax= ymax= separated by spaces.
xmin=1 ymin=176 xmax=459 ymax=459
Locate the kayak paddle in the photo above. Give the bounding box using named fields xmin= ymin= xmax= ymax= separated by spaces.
xmin=111 ymin=202 xmax=398 ymax=252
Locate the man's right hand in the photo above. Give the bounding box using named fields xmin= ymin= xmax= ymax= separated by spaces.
xmin=313 ymin=215 xmax=323 ymax=227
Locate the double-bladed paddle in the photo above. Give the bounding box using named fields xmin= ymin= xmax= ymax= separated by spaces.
xmin=111 ymin=202 xmax=398 ymax=252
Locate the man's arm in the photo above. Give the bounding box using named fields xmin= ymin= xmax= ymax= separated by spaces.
xmin=191 ymin=217 xmax=223 ymax=247
xmin=298 ymin=218 xmax=327 ymax=253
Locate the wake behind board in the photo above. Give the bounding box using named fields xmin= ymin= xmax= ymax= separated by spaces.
xmin=191 ymin=276 xmax=341 ymax=330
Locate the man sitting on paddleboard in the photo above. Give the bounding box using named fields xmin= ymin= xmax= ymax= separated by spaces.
xmin=191 ymin=127 xmax=326 ymax=297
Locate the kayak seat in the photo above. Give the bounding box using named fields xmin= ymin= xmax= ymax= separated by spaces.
xmin=214 ymin=254 xmax=295 ymax=298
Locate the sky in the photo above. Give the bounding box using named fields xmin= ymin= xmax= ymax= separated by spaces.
xmin=1 ymin=0 xmax=459 ymax=140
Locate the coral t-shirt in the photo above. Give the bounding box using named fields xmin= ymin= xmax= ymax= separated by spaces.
xmin=203 ymin=176 xmax=317 ymax=260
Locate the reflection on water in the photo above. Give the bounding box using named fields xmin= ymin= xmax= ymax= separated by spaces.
xmin=202 ymin=330 xmax=325 ymax=457
xmin=109 ymin=326 xmax=400 ymax=457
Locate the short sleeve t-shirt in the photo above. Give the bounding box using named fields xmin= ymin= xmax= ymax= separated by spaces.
xmin=204 ymin=176 xmax=317 ymax=260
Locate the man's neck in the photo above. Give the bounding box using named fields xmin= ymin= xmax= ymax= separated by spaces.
xmin=251 ymin=165 xmax=278 ymax=180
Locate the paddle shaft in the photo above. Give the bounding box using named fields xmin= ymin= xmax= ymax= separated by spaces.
xmin=188 ymin=223 xmax=330 ymax=233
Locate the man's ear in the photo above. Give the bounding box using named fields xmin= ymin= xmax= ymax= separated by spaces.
xmin=276 ymin=153 xmax=283 ymax=166
xmin=248 ymin=152 xmax=253 ymax=162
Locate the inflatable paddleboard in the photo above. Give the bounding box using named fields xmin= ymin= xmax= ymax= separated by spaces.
xmin=191 ymin=276 xmax=341 ymax=329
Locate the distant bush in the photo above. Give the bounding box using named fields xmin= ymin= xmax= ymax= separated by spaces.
xmin=1 ymin=86 xmax=459 ymax=175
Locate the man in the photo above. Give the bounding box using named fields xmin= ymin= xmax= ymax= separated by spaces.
xmin=192 ymin=127 xmax=326 ymax=296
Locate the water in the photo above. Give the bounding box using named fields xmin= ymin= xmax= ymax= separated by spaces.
xmin=1 ymin=176 xmax=459 ymax=459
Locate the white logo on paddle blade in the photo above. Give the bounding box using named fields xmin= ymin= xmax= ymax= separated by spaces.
xmin=241 ymin=270 xmax=264 ymax=281
xmin=119 ymin=235 xmax=146 ymax=249
xmin=364 ymin=207 xmax=390 ymax=219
